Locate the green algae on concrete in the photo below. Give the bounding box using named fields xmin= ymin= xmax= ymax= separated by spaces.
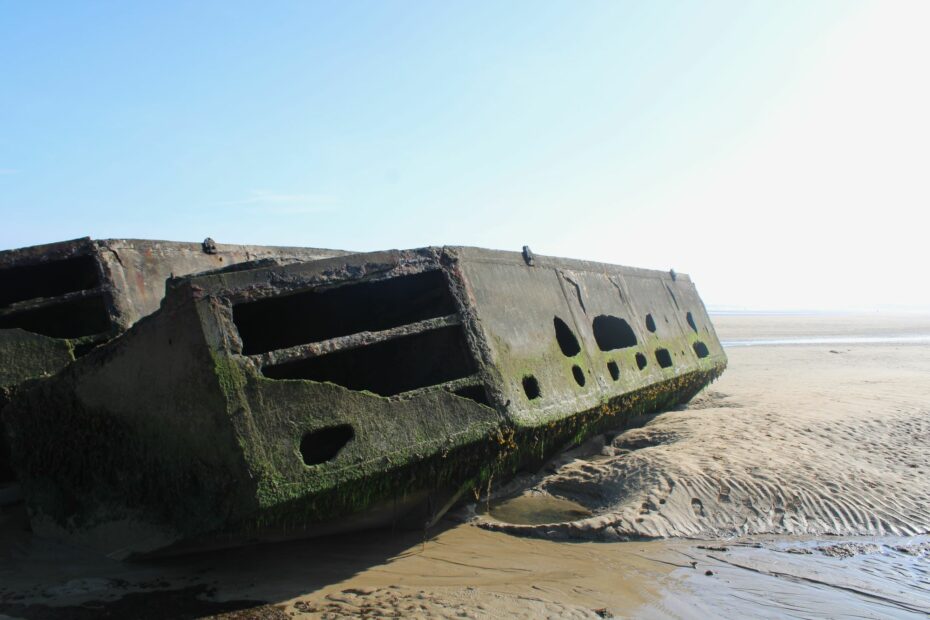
xmin=0 ymin=329 xmax=75 ymax=390
xmin=0 ymin=237 xmax=348 ymax=486
xmin=4 ymin=246 xmax=726 ymax=557
xmin=0 ymin=329 xmax=75 ymax=484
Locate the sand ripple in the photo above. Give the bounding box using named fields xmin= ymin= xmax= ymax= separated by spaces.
xmin=480 ymin=383 xmax=930 ymax=540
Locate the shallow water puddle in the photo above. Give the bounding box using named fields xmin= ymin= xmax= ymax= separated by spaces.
xmin=482 ymin=495 xmax=592 ymax=525
xmin=645 ymin=536 xmax=930 ymax=619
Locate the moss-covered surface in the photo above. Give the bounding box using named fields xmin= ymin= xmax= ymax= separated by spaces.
xmin=2 ymin=309 xmax=258 ymax=551
xmin=0 ymin=329 xmax=77 ymax=482
xmin=0 ymin=388 xmax=12 ymax=481
xmin=7 ymin=334 xmax=721 ymax=554
xmin=211 ymin=356 xmax=502 ymax=538
xmin=2 ymin=247 xmax=728 ymax=556
xmin=491 ymin=326 xmax=725 ymax=427
xmin=0 ymin=329 xmax=75 ymax=389
xmin=202 ymin=360 xmax=725 ymax=547
xmin=6 ymin=374 xmax=244 ymax=542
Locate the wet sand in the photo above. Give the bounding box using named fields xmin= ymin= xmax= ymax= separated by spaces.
xmin=2 ymin=313 xmax=929 ymax=618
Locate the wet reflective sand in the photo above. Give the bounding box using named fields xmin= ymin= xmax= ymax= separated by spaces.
xmin=649 ymin=536 xmax=930 ymax=619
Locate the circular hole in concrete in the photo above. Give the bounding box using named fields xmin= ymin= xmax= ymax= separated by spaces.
xmin=553 ymin=316 xmax=581 ymax=357
xmin=686 ymin=312 xmax=699 ymax=333
xmin=523 ymin=375 xmax=541 ymax=400
xmin=607 ymin=360 xmax=620 ymax=381
xmin=636 ymin=352 xmax=648 ymax=370
xmin=572 ymin=365 xmax=586 ymax=386
xmin=655 ymin=348 xmax=673 ymax=368
xmin=645 ymin=314 xmax=657 ymax=333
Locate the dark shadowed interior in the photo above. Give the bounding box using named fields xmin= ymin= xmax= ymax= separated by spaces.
xmin=0 ymin=255 xmax=100 ymax=307
xmin=0 ymin=294 xmax=110 ymax=338
xmin=686 ymin=312 xmax=699 ymax=333
xmin=262 ymin=325 xmax=476 ymax=396
xmin=300 ymin=425 xmax=355 ymax=465
xmin=655 ymin=348 xmax=673 ymax=368
xmin=592 ymin=315 xmax=638 ymax=351
xmin=522 ymin=375 xmax=541 ymax=400
xmin=553 ymin=316 xmax=581 ymax=357
xmin=234 ymin=270 xmax=458 ymax=355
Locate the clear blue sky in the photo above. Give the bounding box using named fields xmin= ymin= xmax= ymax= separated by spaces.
xmin=2 ymin=1 xmax=927 ymax=310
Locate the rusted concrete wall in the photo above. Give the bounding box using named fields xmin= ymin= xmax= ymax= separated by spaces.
xmin=3 ymin=246 xmax=725 ymax=556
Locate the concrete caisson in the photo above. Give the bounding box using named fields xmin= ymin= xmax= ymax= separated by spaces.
xmin=3 ymin=246 xmax=726 ymax=557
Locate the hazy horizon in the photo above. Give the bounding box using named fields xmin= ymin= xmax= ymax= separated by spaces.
xmin=2 ymin=1 xmax=928 ymax=312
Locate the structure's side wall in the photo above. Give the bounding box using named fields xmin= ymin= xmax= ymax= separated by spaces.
xmin=237 ymin=376 xmax=501 ymax=518
xmin=454 ymin=248 xmax=726 ymax=428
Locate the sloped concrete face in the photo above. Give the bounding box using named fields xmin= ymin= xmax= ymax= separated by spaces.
xmin=0 ymin=237 xmax=347 ymax=487
xmin=453 ymin=247 xmax=725 ymax=431
xmin=3 ymin=246 xmax=726 ymax=557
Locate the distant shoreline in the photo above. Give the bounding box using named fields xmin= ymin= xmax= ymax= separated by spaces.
xmin=709 ymin=309 xmax=930 ymax=316
xmin=722 ymin=334 xmax=930 ymax=347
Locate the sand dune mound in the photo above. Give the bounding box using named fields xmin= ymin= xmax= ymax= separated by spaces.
xmin=479 ymin=345 xmax=930 ymax=541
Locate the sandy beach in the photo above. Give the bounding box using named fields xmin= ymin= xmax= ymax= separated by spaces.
xmin=2 ymin=312 xmax=929 ymax=618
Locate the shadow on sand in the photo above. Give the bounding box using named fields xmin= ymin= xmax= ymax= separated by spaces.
xmin=0 ymin=502 xmax=456 ymax=619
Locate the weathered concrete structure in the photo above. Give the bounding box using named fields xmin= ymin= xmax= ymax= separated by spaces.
xmin=0 ymin=238 xmax=346 ymax=484
xmin=4 ymin=246 xmax=726 ymax=557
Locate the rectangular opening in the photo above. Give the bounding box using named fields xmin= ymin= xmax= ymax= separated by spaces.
xmin=261 ymin=325 xmax=476 ymax=396
xmin=0 ymin=294 xmax=111 ymax=338
xmin=0 ymin=255 xmax=101 ymax=307
xmin=233 ymin=270 xmax=457 ymax=355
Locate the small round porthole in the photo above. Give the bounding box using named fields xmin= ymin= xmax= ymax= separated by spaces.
xmin=554 ymin=316 xmax=582 ymax=357
xmin=645 ymin=314 xmax=657 ymax=333
xmin=572 ymin=365 xmax=586 ymax=386
xmin=523 ymin=375 xmax=541 ymax=400
xmin=607 ymin=360 xmax=620 ymax=381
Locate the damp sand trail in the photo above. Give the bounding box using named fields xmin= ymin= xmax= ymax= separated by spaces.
xmin=477 ymin=335 xmax=930 ymax=541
